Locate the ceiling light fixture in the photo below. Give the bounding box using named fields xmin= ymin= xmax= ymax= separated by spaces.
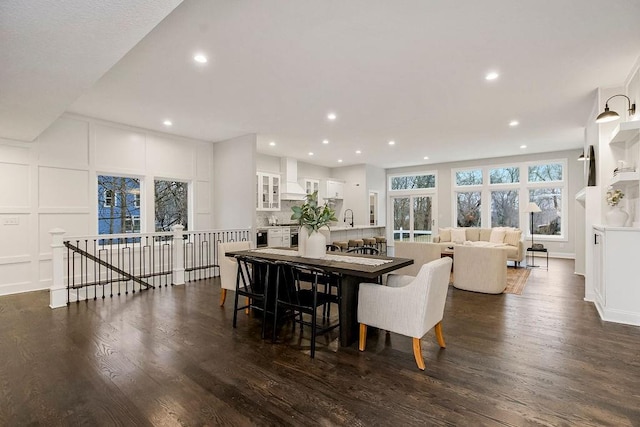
xmin=327 ymin=113 xmax=337 ymax=121
xmin=520 ymin=145 xmax=527 ymax=149
xmin=269 ymin=141 xmax=276 ymax=146
xmin=308 ymin=152 xmax=314 ymax=156
xmin=509 ymin=120 xmax=519 ymax=127
xmin=596 ymin=94 xmax=636 ymax=123
xmin=423 ymin=156 xmax=429 ymax=160
xmin=485 ymin=71 xmax=499 ymax=81
xmin=388 ymin=140 xmax=395 ymax=146
xmin=194 ymin=54 xmax=207 ymax=63
xmin=337 ymin=159 xmax=343 ymax=163
xmin=355 ymin=150 xmax=361 ymax=154
xmin=163 ymin=120 xmax=172 ymax=126
xmin=322 ymin=139 xmax=329 ymax=144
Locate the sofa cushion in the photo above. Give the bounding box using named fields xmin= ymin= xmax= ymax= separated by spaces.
xmin=465 ymin=228 xmax=480 ymax=241
xmin=489 ymin=228 xmax=506 ymax=243
xmin=451 ymin=228 xmax=466 ymax=244
xmin=504 ymin=229 xmax=522 ymax=247
xmin=479 ymin=228 xmax=492 ymax=241
xmin=438 ymin=227 xmax=451 ymax=242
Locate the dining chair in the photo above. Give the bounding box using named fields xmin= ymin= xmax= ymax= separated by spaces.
xmin=346 ymin=245 xmax=380 ymax=255
xmin=233 ymin=255 xmax=274 ymax=339
xmin=218 ymin=240 xmax=252 ymax=306
xmin=272 ymin=261 xmax=341 ymax=358
xmin=357 ymin=257 xmax=453 ymax=370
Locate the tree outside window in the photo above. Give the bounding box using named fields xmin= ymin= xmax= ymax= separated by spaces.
xmin=491 ymin=190 xmax=519 ymax=227
xmin=530 ymin=188 xmax=561 ymax=236
xmin=456 ymin=169 xmax=482 ymax=186
xmin=98 ymin=176 xmax=140 ymax=234
xmin=391 ymin=174 xmax=435 ymax=190
xmin=490 ymin=167 xmax=519 ymax=184
xmin=456 ymin=191 xmax=481 ymax=227
xmin=155 ymin=180 xmax=188 ymax=231
xmin=528 ymin=164 xmax=562 ymax=182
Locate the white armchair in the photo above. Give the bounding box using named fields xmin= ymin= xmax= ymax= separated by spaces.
xmin=357 ymin=257 xmax=453 ymax=370
xmin=218 ymin=240 xmax=252 ymax=306
xmin=391 ymin=241 xmax=442 ymax=277
xmin=453 ymin=245 xmax=507 ymax=294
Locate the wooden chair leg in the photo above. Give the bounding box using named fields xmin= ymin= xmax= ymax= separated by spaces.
xmin=219 ymin=288 xmax=227 ymax=306
xmin=434 ymin=321 xmax=446 ymax=348
xmin=359 ymin=324 xmax=367 ymax=351
xmin=412 ymin=338 xmax=426 ymax=371
xmin=245 ymin=297 xmax=250 ymax=315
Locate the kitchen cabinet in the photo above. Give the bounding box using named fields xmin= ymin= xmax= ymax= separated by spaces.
xmin=592 ymin=225 xmax=640 ymax=326
xmin=257 ymin=172 xmax=281 ymax=211
xmin=267 ymin=227 xmax=291 ymax=248
xmin=304 ymin=178 xmax=320 ymax=195
xmin=326 ymin=179 xmax=344 ymax=199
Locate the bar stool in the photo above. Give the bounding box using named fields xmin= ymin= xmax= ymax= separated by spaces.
xmin=333 ymin=241 xmax=348 ymax=251
xmin=374 ymin=236 xmax=387 ymax=254
xmin=363 ymin=237 xmax=377 ymax=247
xmin=348 ymin=239 xmax=364 ymax=250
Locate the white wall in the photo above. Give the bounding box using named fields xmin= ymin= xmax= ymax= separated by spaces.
xmin=0 ymin=114 xmax=214 ymax=296
xmin=387 ymin=149 xmax=585 ymax=258
xmin=212 ymin=134 xmax=256 ymax=229
xmin=366 ymin=164 xmax=387 ymax=226
xmin=332 ymin=165 xmax=368 ymax=226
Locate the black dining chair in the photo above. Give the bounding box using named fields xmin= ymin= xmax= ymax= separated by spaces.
xmin=346 ymin=245 xmax=380 ymax=255
xmin=326 ymin=244 xmax=342 ymax=252
xmin=272 ymin=261 xmax=341 ymax=358
xmin=233 ymin=255 xmax=274 ymax=339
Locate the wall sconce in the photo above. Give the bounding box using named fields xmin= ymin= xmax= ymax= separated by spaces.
xmin=577 ymin=151 xmax=587 ymax=161
xmin=595 ymin=94 xmax=636 ymax=123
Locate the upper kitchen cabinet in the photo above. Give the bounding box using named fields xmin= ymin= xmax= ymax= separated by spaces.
xmin=326 ymin=179 xmax=344 ymax=199
xmin=303 ymin=178 xmax=320 ymax=195
xmin=257 ymin=172 xmax=281 ymax=211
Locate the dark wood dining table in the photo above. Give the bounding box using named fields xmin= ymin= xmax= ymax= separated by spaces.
xmin=225 ymin=248 xmax=413 ymax=347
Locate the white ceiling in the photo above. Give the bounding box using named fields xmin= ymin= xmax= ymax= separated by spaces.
xmin=3 ymin=1 xmax=640 ymax=168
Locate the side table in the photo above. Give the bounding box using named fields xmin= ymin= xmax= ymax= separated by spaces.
xmin=526 ymin=247 xmax=548 ymax=269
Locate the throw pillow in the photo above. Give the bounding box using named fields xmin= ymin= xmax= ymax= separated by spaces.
xmin=438 ymin=227 xmax=451 ymax=242
xmin=504 ymin=229 xmax=522 ymax=246
xmin=489 ymin=228 xmax=506 ymax=244
xmin=451 ymin=228 xmax=466 ymax=244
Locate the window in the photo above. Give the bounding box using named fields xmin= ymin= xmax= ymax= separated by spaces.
xmin=529 ymin=188 xmax=562 ymax=236
xmin=98 ymin=175 xmax=141 ymax=234
xmin=456 ymin=169 xmax=482 ymax=186
xmin=456 ymin=191 xmax=481 ymax=227
xmin=155 ymin=180 xmax=189 ymax=231
xmin=390 ymin=174 xmax=436 ymax=190
xmin=528 ymin=163 xmax=562 ymax=182
xmin=490 ymin=167 xmax=519 ymax=184
xmin=124 ymin=215 xmax=141 ymax=233
xmin=134 ymin=193 xmax=140 ymax=208
xmin=491 ymin=190 xmax=519 ymax=227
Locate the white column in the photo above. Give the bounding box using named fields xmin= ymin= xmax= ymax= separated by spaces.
xmin=172 ymin=224 xmax=185 ymax=285
xmin=49 ymin=228 xmax=67 ymax=309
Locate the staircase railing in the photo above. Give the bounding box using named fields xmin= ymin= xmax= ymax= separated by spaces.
xmin=50 ymin=226 xmax=252 ymax=308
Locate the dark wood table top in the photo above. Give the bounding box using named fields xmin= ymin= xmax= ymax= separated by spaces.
xmin=225 ymin=248 xmax=413 ymax=280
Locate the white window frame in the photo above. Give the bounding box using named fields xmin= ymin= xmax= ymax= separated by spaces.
xmin=387 ymin=171 xmax=438 ymax=241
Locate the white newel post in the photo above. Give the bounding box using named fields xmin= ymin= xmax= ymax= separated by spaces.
xmin=172 ymin=225 xmax=185 ymax=285
xmin=49 ymin=228 xmax=67 ymax=309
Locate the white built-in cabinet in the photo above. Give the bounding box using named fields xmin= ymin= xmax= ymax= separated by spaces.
xmin=607 ymin=121 xmax=640 ymax=226
xmin=304 ymin=178 xmax=320 ymax=195
xmin=592 ymin=225 xmax=640 ymax=326
xmin=257 ymin=172 xmax=281 ymax=211
xmin=326 ymin=179 xmax=344 ymax=199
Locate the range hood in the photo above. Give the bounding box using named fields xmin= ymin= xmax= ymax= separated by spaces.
xmin=280 ymin=157 xmax=307 ymax=200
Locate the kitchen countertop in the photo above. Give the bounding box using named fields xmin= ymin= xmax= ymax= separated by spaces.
xmin=258 ymin=224 xmax=386 ymax=231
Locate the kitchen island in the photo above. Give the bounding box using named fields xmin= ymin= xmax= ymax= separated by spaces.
xmin=328 ymin=225 xmax=386 ymax=242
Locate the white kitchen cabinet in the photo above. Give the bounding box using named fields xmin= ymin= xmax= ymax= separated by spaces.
xmin=267 ymin=227 xmax=290 ymax=248
xmin=257 ymin=172 xmax=281 ymax=211
xmin=326 ymin=179 xmax=344 ymax=199
xmin=304 ymin=178 xmax=320 ymax=195
xmin=592 ymin=225 xmax=640 ymax=326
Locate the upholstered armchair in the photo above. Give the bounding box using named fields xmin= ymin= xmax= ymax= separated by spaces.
xmin=453 ymin=245 xmax=507 ymax=294
xmin=218 ymin=240 xmax=252 ymax=306
xmin=391 ymin=242 xmax=443 ymax=277
xmin=357 ymin=257 xmax=453 ymax=370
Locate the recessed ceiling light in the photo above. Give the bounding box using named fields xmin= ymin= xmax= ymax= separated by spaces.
xmin=388 ymin=140 xmax=395 ymax=146
xmin=322 ymin=139 xmax=329 ymax=144
xmin=327 ymin=113 xmax=337 ymax=121
xmin=308 ymin=152 xmax=314 ymax=156
xmin=509 ymin=120 xmax=519 ymax=127
xmin=485 ymin=71 xmax=499 ymax=81
xmin=269 ymin=141 xmax=276 ymax=146
xmin=520 ymin=145 xmax=527 ymax=149
xmin=194 ymin=54 xmax=208 ymax=63
xmin=423 ymin=156 xmax=429 ymax=160
xmin=163 ymin=120 xmax=172 ymax=126
xmin=337 ymin=159 xmax=343 ymax=163
xmin=355 ymin=150 xmax=361 ymax=154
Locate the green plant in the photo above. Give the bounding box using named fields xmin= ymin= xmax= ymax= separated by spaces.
xmin=291 ymin=191 xmax=337 ymax=233
xmin=606 ymin=188 xmax=624 ymax=206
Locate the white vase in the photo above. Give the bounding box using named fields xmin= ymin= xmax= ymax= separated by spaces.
xmin=606 ymin=206 xmax=629 ymax=227
xmin=303 ymin=230 xmax=326 ymax=258
xmin=298 ymin=226 xmax=308 ymax=256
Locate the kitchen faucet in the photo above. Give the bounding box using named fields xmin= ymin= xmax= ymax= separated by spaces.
xmin=344 ymin=209 xmax=354 ymax=227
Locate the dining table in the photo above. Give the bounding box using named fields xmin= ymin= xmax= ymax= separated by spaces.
xmin=225 ymin=247 xmax=413 ymax=347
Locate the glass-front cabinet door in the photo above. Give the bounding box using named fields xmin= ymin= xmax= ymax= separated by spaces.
xmin=257 ymin=172 xmax=281 ymax=211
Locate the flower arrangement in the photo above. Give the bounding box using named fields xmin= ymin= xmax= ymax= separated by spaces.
xmin=606 ymin=188 xmax=624 ymax=207
xmin=291 ymin=191 xmax=337 ymax=233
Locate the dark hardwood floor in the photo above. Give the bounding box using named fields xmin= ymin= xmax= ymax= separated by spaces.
xmin=1 ymin=259 xmax=639 ymax=426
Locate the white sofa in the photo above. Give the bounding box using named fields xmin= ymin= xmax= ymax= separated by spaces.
xmin=432 ymin=227 xmax=524 ymax=266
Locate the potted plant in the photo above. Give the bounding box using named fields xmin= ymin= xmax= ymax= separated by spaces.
xmin=605 ymin=188 xmax=628 ymax=226
xmin=291 ymin=191 xmax=337 ymax=257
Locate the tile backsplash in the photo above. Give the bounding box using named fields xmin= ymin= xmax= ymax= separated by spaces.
xmin=256 ymin=200 xmax=304 ymax=226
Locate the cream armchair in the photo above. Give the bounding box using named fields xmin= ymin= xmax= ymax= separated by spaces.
xmin=218 ymin=240 xmax=252 ymax=306
xmin=357 ymin=257 xmax=453 ymax=370
xmin=453 ymin=245 xmax=507 ymax=294
xmin=391 ymin=242 xmax=443 ymax=277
